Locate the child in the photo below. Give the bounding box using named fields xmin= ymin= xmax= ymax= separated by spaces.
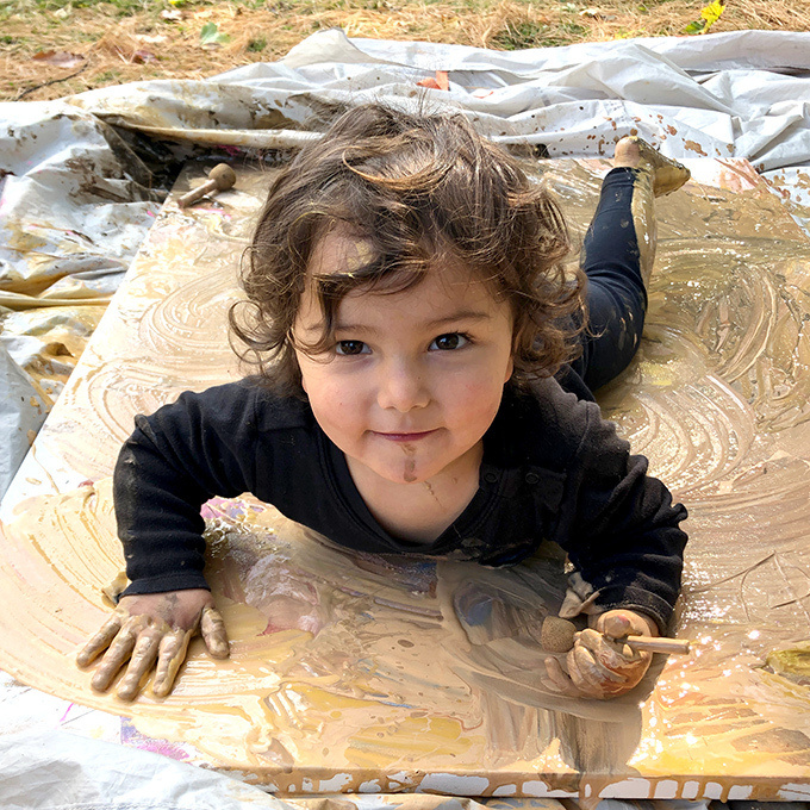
xmin=77 ymin=103 xmax=689 ymax=703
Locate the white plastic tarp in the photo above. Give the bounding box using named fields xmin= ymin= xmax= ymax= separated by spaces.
xmin=0 ymin=731 xmax=310 ymax=810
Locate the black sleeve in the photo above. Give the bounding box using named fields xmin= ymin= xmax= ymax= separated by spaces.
xmin=114 ymin=382 xmax=264 ymax=596
xmin=546 ymin=398 xmax=687 ymax=633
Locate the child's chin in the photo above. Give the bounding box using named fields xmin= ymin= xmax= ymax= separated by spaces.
xmin=376 ymin=464 xmax=432 ymax=485
xmin=363 ymin=453 xmax=453 ymax=485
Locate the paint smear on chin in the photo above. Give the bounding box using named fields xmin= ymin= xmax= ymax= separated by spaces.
xmin=402 ymin=443 xmax=417 ymax=482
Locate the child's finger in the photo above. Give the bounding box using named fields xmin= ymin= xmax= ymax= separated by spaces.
xmin=594 ymin=609 xmax=657 ymax=640
xmin=90 ymin=619 xmax=144 ymax=692
xmin=577 ymin=627 xmax=640 ymax=671
xmin=116 ymin=630 xmax=163 ymax=702
xmin=76 ymin=612 xmax=123 ymax=667
xmin=200 ymin=606 xmax=229 ymax=659
xmin=542 ymin=656 xmax=581 ymax=697
xmin=569 ymin=628 xmax=653 ymax=698
xmin=598 ymin=611 xmax=633 ymax=640
xmin=569 ymin=642 xmax=622 ymax=694
xmin=152 ymin=627 xmax=193 ymax=697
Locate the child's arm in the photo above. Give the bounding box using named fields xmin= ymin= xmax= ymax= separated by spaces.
xmin=525 ymin=379 xmax=687 ymax=699
xmin=542 ymin=609 xmax=658 ymax=699
xmin=549 ymin=396 xmax=687 ymax=639
xmin=77 ymin=382 xmax=267 ymax=699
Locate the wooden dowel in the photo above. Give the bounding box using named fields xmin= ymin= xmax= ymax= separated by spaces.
xmin=539 ymin=616 xmax=691 ymax=656
xmin=621 ymin=635 xmax=691 ymax=655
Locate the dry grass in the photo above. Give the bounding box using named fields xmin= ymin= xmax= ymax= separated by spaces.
xmin=3 ymin=0 xmax=810 ymax=102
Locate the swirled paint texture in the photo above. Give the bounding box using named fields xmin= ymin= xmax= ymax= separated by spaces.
xmin=2 ymin=160 xmax=810 ymax=800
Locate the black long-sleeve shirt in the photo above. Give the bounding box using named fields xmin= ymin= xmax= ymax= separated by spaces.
xmin=115 ymin=374 xmax=687 ymax=632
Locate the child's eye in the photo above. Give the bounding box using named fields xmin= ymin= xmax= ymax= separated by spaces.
xmin=335 ymin=340 xmax=370 ymax=356
xmin=430 ymin=333 xmax=469 ymax=351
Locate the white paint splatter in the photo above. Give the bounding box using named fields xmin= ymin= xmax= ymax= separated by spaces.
xmin=418 ymin=774 xmax=490 ymax=795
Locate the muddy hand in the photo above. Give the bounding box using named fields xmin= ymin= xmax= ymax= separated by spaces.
xmin=542 ymin=609 xmax=656 ymax=699
xmin=76 ymin=589 xmax=229 ymax=701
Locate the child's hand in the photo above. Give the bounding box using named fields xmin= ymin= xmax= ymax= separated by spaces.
xmin=76 ymin=589 xmax=229 ymax=701
xmin=543 ymin=609 xmax=657 ymax=699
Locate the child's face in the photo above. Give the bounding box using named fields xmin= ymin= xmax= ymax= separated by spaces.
xmin=294 ymin=230 xmax=514 ymax=489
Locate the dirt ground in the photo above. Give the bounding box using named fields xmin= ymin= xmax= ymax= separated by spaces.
xmin=4 ymin=0 xmax=810 ymax=103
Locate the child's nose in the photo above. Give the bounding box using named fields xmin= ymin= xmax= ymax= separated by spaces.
xmin=376 ymin=360 xmax=430 ymax=412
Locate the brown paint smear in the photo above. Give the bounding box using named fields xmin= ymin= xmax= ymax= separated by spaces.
xmin=3 ymin=161 xmax=810 ymax=797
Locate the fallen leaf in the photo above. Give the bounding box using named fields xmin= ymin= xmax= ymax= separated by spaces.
xmin=161 ymin=8 xmax=183 ymax=20
xmin=32 ymin=50 xmax=84 ymax=68
xmin=131 ymin=50 xmax=157 ymax=64
xmin=417 ymin=70 xmax=449 ymax=91
xmin=200 ymin=21 xmax=230 ymax=47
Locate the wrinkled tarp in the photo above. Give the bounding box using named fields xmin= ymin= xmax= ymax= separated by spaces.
xmin=0 ymin=731 xmax=294 ymax=810
xmin=2 ymin=27 xmax=810 ymax=802
xmin=0 ymin=343 xmax=47 ymax=488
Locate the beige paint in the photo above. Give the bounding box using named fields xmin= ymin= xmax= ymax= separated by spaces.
xmin=1 ymin=160 xmax=810 ymax=799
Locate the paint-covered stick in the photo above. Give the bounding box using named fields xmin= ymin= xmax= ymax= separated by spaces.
xmin=540 ymin=616 xmax=690 ymax=655
xmin=620 ymin=635 xmax=691 ymax=655
xmin=178 ymin=164 xmax=236 ymax=208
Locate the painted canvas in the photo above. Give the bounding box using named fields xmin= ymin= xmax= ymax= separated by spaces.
xmin=1 ymin=158 xmax=810 ymax=802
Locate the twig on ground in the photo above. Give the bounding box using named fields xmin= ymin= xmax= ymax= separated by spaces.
xmin=15 ymin=63 xmax=89 ymax=101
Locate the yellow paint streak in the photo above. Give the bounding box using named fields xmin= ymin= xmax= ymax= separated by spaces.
xmin=348 ymin=716 xmax=475 ymax=768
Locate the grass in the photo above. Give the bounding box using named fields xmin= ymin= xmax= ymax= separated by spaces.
xmin=491 ymin=20 xmax=576 ymax=50
xmin=4 ymin=0 xmax=810 ymax=101
xmin=246 ymin=35 xmax=267 ymax=52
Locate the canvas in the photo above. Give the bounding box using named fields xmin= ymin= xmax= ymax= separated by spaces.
xmin=1 ymin=158 xmax=809 ymax=802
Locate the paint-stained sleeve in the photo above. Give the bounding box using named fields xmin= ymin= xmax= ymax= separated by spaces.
xmin=547 ymin=396 xmax=688 ymax=633
xmin=114 ymin=382 xmax=265 ymax=596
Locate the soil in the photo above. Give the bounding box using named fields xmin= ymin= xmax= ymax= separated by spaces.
xmin=4 ymin=0 xmax=809 ymax=103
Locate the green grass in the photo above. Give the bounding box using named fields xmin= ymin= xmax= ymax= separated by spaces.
xmin=3 ymin=0 xmax=209 ymax=14
xmin=561 ymin=21 xmax=587 ymax=36
xmin=95 ymin=68 xmax=124 ymax=82
xmin=491 ymin=22 xmax=550 ymax=50
xmin=492 ymin=18 xmax=589 ymax=50
xmin=488 ymin=0 xmax=595 ymax=51
xmin=246 ymin=35 xmax=267 ymax=52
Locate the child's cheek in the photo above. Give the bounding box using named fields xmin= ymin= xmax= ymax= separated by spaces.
xmin=455 ymin=377 xmax=505 ymax=432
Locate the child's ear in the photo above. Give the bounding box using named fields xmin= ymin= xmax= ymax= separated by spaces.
xmin=506 ymin=323 xmax=522 ymax=383
xmin=503 ymin=356 xmax=514 ymax=384
xmin=289 ymin=344 xmax=308 ymax=395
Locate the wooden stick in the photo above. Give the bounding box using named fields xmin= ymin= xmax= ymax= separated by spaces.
xmin=620 ymin=635 xmax=691 ymax=655
xmin=539 ymin=616 xmax=691 ymax=655
xmin=178 ymin=164 xmax=236 ymax=208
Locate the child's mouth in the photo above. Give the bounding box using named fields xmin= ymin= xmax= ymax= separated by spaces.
xmin=373 ymin=430 xmax=438 ymax=442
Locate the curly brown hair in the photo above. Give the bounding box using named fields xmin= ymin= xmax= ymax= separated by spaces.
xmin=229 ymin=102 xmax=585 ymax=397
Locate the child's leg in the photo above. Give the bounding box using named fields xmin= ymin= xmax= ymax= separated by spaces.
xmin=570 ymin=138 xmax=689 ymax=391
